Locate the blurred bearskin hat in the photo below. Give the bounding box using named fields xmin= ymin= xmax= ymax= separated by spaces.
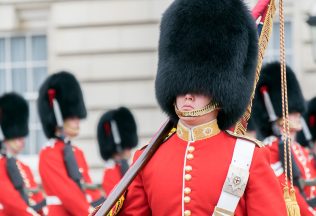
xmin=37 ymin=71 xmax=87 ymax=138
xmin=296 ymin=97 xmax=316 ymax=146
xmin=97 ymin=107 xmax=138 ymax=161
xmin=247 ymin=116 xmax=257 ymax=132
xmin=0 ymin=93 xmax=29 ymax=139
xmin=155 ymin=0 xmax=258 ymax=130
xmin=252 ymin=62 xmax=305 ymax=138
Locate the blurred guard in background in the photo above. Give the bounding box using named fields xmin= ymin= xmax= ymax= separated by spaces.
xmin=37 ymin=71 xmax=105 ymax=216
xmin=252 ymin=62 xmax=316 ymax=215
xmin=297 ymin=97 xmax=316 ymax=150
xmin=0 ymin=93 xmax=47 ymax=216
xmin=97 ymin=107 xmax=138 ymax=196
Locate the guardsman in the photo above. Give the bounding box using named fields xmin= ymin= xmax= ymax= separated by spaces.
xmin=97 ymin=107 xmax=138 ymax=196
xmin=297 ymin=97 xmax=316 ymax=149
xmin=0 ymin=93 xmax=47 ymax=216
xmin=37 ymin=71 xmax=105 ymax=216
xmin=114 ymin=0 xmax=288 ymax=215
xmin=252 ymin=62 xmax=316 ymax=215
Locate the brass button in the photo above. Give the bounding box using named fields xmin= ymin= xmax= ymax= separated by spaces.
xmin=184 ymin=196 xmax=191 ymax=203
xmin=188 ymin=146 xmax=195 ymax=153
xmin=184 ymin=187 xmax=191 ymax=194
xmin=184 ymin=210 xmax=191 ymax=216
xmin=187 ymin=153 xmax=194 ymax=160
xmin=185 ymin=165 xmax=192 ymax=172
xmin=185 ymin=174 xmax=192 ymax=181
xmin=79 ymin=168 xmax=84 ymax=173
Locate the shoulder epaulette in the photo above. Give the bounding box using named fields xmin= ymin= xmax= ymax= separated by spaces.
xmin=225 ymin=130 xmax=264 ymax=148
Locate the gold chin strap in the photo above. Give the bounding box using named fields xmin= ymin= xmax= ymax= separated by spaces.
xmin=174 ymin=102 xmax=219 ymax=117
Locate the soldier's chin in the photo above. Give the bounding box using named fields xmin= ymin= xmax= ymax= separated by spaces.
xmin=290 ymin=125 xmax=302 ymax=133
xmin=65 ymin=127 xmax=80 ymax=138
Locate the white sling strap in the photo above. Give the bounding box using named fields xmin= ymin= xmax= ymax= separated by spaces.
xmin=213 ymin=138 xmax=255 ymax=216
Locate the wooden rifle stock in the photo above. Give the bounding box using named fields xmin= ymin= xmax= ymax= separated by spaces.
xmin=94 ymin=119 xmax=175 ymax=216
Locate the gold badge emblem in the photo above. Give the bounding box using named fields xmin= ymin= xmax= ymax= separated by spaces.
xmin=223 ymin=164 xmax=249 ymax=197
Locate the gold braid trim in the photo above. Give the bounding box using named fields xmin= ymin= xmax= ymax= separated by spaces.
xmin=106 ymin=195 xmax=125 ymax=216
xmin=89 ymin=195 xmax=125 ymax=216
xmin=175 ymin=102 xmax=219 ymax=117
xmin=234 ymin=0 xmax=276 ymax=135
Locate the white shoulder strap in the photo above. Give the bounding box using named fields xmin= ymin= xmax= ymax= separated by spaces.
xmin=213 ymin=138 xmax=256 ymax=216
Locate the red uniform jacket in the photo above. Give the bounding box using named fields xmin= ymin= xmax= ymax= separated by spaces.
xmin=0 ymin=155 xmax=45 ymax=216
xmin=265 ymin=136 xmax=316 ymax=198
xmin=119 ymin=121 xmax=287 ymax=216
xmin=264 ymin=136 xmax=316 ymax=215
xmin=39 ymin=139 xmax=102 ymax=216
xmin=102 ymin=162 xmax=122 ymax=196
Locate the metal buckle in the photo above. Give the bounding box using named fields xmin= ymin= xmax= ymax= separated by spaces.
xmin=223 ymin=164 xmax=249 ymax=197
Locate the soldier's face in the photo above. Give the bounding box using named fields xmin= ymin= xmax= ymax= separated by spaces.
xmin=64 ymin=117 xmax=80 ymax=138
xmin=5 ymin=137 xmax=25 ymax=155
xmin=176 ymin=93 xmax=218 ymax=127
xmin=278 ymin=112 xmax=302 ymax=134
xmin=175 ymin=93 xmax=210 ymax=112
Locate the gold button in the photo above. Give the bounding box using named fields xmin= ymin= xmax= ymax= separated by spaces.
xmin=184 ymin=196 xmax=191 ymax=203
xmin=185 ymin=174 xmax=192 ymax=181
xmin=188 ymin=146 xmax=195 ymax=153
xmin=187 ymin=154 xmax=194 ymax=160
xmin=185 ymin=165 xmax=192 ymax=172
xmin=184 ymin=210 xmax=191 ymax=216
xmin=184 ymin=187 xmax=191 ymax=194
xmin=79 ymin=168 xmax=84 ymax=173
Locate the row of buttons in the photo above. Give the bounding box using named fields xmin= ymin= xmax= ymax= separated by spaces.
xmin=183 ymin=145 xmax=195 ymax=216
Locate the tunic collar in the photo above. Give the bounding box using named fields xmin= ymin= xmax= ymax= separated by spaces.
xmin=176 ymin=120 xmax=221 ymax=142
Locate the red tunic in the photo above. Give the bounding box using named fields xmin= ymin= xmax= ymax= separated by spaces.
xmin=39 ymin=139 xmax=103 ymax=216
xmin=0 ymin=155 xmax=45 ymax=216
xmin=264 ymin=136 xmax=316 ymax=215
xmin=102 ymin=162 xmax=122 ymax=196
xmin=119 ymin=121 xmax=287 ymax=216
xmin=265 ymin=136 xmax=316 ymax=198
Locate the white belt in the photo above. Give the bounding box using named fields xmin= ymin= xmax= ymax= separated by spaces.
xmin=213 ymin=138 xmax=255 ymax=216
xmin=46 ymin=196 xmax=62 ymax=205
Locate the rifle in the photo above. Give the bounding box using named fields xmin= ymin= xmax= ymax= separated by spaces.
xmin=93 ymin=119 xmax=175 ymax=216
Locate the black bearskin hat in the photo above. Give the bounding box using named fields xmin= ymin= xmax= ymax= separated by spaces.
xmin=252 ymin=62 xmax=305 ymax=138
xmin=296 ymin=98 xmax=316 ymax=146
xmin=97 ymin=107 xmax=138 ymax=161
xmin=247 ymin=116 xmax=257 ymax=132
xmin=0 ymin=93 xmax=29 ymax=139
xmin=37 ymin=71 xmax=87 ymax=138
xmin=155 ymin=0 xmax=258 ymax=130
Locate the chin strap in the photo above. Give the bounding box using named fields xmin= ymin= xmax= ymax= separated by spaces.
xmin=174 ymin=102 xmax=219 ymax=118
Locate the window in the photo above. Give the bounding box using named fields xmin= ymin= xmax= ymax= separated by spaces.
xmin=0 ymin=33 xmax=48 ymax=155
xmin=264 ymin=21 xmax=293 ymax=67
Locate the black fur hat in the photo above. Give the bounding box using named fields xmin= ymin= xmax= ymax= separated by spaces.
xmin=97 ymin=107 xmax=138 ymax=161
xmin=252 ymin=62 xmax=305 ymax=138
xmin=0 ymin=93 xmax=29 ymax=139
xmin=155 ymin=0 xmax=258 ymax=130
xmin=296 ymin=98 xmax=316 ymax=146
xmin=37 ymin=71 xmax=87 ymax=138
